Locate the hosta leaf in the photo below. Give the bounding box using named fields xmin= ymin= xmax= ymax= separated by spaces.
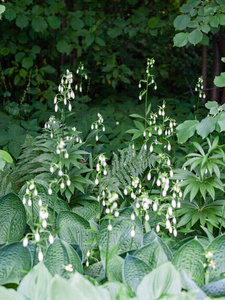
xmin=143 ymin=230 xmax=173 ymax=261
xmin=180 ymin=270 xmax=207 ymax=300
xmin=107 ymin=255 xmax=124 ymax=282
xmin=0 ymin=242 xmax=32 ymax=285
xmin=0 ymin=193 xmax=26 ymax=244
xmin=98 ymin=208 xmax=142 ymax=260
xmin=18 ymin=262 xmax=52 ymax=300
xmin=47 ymin=273 xmax=110 ymax=300
xmin=122 ymin=255 xmax=151 ymax=292
xmin=173 ymin=238 xmax=206 ymax=286
xmin=134 ymin=238 xmax=171 ymax=268
xmin=0 ymin=287 xmax=29 ymax=300
xmin=137 ymin=262 xmax=182 ymax=300
xmin=207 ymin=234 xmax=225 ymax=281
xmin=44 ymin=238 xmax=83 ymax=278
xmin=72 ymin=201 xmax=100 ymax=221
xmin=57 ymin=211 xmax=95 ymax=254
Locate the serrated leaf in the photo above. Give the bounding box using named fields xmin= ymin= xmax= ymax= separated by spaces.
xmin=44 ymin=238 xmax=83 ymax=278
xmin=0 ymin=193 xmax=26 ymax=244
xmin=123 ymin=255 xmax=151 ymax=292
xmin=0 ymin=242 xmax=32 ymax=285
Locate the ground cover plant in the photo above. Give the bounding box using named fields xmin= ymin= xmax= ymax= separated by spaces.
xmin=2 ymin=0 xmax=225 ymax=299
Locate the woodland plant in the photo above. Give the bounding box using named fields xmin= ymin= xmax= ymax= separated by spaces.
xmin=2 ymin=58 xmax=225 ymax=299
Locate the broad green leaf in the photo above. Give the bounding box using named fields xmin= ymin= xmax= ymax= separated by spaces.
xmin=207 ymin=234 xmax=225 ymax=281
xmin=44 ymin=238 xmax=83 ymax=278
xmin=143 ymin=230 xmax=173 ymax=261
xmin=134 ymin=238 xmax=171 ymax=268
xmin=0 ymin=193 xmax=26 ymax=244
xmin=148 ymin=17 xmax=160 ymax=28
xmin=0 ymin=287 xmax=29 ymax=300
xmin=188 ymin=29 xmax=203 ymax=45
xmin=72 ymin=201 xmax=100 ymax=221
xmin=123 ymin=255 xmax=151 ymax=292
xmin=173 ymin=32 xmax=189 ymax=47
xmin=107 ymin=255 xmax=124 ymax=281
xmin=32 ymin=16 xmax=48 ymax=32
xmin=18 ymin=262 xmax=52 ymax=300
xmin=47 ymin=16 xmax=61 ymax=29
xmin=16 ymin=15 xmax=29 ymax=29
xmin=173 ymin=239 xmax=206 ymax=286
xmin=205 ymin=101 xmax=219 ymax=115
xmin=219 ymin=14 xmax=225 ymax=25
xmin=57 ymin=211 xmax=95 ymax=254
xmin=69 ymin=272 xmax=111 ymax=300
xmin=47 ymin=273 xmax=110 ymax=300
xmin=0 ymin=150 xmax=13 ymax=163
xmin=71 ymin=18 xmax=84 ymax=30
xmin=202 ymin=278 xmax=225 ymax=297
xmin=0 ymin=242 xmax=32 ymax=285
xmin=56 ymin=40 xmax=69 ymax=54
xmin=176 ymin=120 xmax=199 ymax=143
xmin=4 ymin=8 xmax=16 ymax=21
xmin=174 ymin=15 xmax=191 ymax=30
xmin=196 ymin=117 xmax=216 ymax=139
xmin=103 ymin=282 xmax=134 ymax=300
xmin=98 ymin=208 xmax=142 ymax=259
xmin=134 ymin=120 xmax=145 ymax=131
xmin=0 ymin=5 xmax=5 ymax=15
xmin=137 ymin=262 xmax=182 ymax=300
xmin=214 ymin=72 xmax=225 ymax=87
xmin=22 ymin=57 xmax=33 ymax=69
xmin=217 ymin=112 xmax=225 ymax=131
xmin=180 ymin=270 xmax=207 ymax=300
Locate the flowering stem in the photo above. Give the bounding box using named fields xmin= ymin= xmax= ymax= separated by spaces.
xmin=105 ymin=228 xmax=110 ymax=280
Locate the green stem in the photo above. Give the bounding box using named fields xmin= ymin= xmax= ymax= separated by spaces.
xmin=105 ymin=229 xmax=110 ymax=280
xmin=145 ymin=75 xmax=149 ymax=129
xmin=219 ymin=205 xmax=225 ymax=235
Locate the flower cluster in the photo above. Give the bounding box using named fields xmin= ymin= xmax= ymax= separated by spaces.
xmin=91 ymin=113 xmax=105 ymax=141
xmin=54 ymin=69 xmax=75 ymax=113
xmin=204 ymin=251 xmax=216 ymax=269
xmin=22 ymin=181 xmax=54 ymax=262
xmin=75 ymin=63 xmax=88 ymax=93
xmin=195 ymin=76 xmax=206 ymax=99
xmin=138 ymin=58 xmax=157 ymax=100
xmin=95 ymin=154 xmax=107 ymax=186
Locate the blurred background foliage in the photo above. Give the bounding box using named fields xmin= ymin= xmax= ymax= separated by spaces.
xmin=0 ymin=0 xmax=213 ymax=158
